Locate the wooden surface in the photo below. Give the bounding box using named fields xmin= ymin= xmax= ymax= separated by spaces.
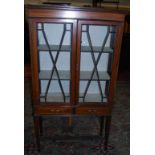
xmin=25 ymin=4 xmax=126 ymax=22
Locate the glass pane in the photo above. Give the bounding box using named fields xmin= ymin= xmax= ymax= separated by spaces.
xmin=37 ymin=23 xmax=72 ymax=103
xmin=79 ymin=24 xmax=116 ymax=103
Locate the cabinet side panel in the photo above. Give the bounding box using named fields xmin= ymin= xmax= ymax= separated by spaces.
xmin=109 ymin=22 xmax=124 ymax=104
xmin=28 ymin=19 xmax=40 ymax=104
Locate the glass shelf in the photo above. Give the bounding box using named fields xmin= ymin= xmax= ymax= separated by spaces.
xmin=80 ymin=71 xmax=110 ymax=80
xmin=40 ymin=92 xmax=107 ymax=103
xmin=38 ymin=45 xmax=71 ymax=51
xmin=79 ymin=93 xmax=107 ymax=102
xmin=40 ymin=92 xmax=70 ymax=102
xmin=81 ymin=46 xmax=113 ymax=53
xmin=39 ymin=70 xmax=70 ymax=80
xmin=39 ymin=70 xmax=110 ymax=80
xmin=38 ymin=44 xmax=113 ymax=53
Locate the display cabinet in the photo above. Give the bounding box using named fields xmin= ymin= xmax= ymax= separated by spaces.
xmin=26 ymin=4 xmax=125 ymax=152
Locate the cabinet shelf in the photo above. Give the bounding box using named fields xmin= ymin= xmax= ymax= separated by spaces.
xmin=40 ymin=92 xmax=70 ymax=102
xmin=40 ymin=92 xmax=107 ymax=103
xmin=38 ymin=44 xmax=113 ymax=53
xmin=79 ymin=93 xmax=107 ymax=102
xmin=81 ymin=46 xmax=113 ymax=53
xmin=80 ymin=71 xmax=110 ymax=80
xmin=39 ymin=70 xmax=70 ymax=80
xmin=39 ymin=70 xmax=110 ymax=80
xmin=38 ymin=45 xmax=71 ymax=51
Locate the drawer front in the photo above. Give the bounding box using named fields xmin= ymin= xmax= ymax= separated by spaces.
xmin=76 ymin=107 xmax=110 ymax=116
xmin=35 ymin=107 xmax=72 ymax=115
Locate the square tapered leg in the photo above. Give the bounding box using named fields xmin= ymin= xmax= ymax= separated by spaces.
xmin=100 ymin=116 xmax=105 ymax=136
xmin=104 ymin=116 xmax=111 ymax=150
xmin=34 ymin=116 xmax=41 ymax=152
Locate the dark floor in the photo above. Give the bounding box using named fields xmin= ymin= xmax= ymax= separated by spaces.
xmin=24 ymin=81 xmax=130 ymax=155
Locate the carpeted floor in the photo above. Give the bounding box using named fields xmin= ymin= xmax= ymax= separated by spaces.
xmin=24 ymin=81 xmax=130 ymax=155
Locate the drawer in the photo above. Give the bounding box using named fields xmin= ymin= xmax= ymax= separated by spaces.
xmin=76 ymin=107 xmax=110 ymax=116
xmin=35 ymin=106 xmax=72 ymax=115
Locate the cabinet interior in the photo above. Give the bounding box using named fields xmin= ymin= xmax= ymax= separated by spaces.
xmin=37 ymin=22 xmax=116 ymax=103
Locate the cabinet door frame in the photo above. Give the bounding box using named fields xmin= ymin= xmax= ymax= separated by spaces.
xmin=29 ymin=18 xmax=77 ymax=106
xmin=75 ymin=20 xmax=124 ymax=107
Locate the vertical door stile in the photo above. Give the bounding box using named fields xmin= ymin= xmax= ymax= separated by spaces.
xmin=71 ymin=19 xmax=78 ymax=105
xmin=75 ymin=20 xmax=82 ymax=105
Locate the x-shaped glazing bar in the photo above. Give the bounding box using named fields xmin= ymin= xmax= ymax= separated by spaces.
xmin=83 ymin=25 xmax=110 ymax=102
xmin=40 ymin=23 xmax=67 ymax=102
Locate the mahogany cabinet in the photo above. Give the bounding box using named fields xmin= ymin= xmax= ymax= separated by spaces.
xmin=26 ymin=4 xmax=125 ymax=152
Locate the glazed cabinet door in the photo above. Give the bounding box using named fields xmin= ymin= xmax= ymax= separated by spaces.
xmin=76 ymin=20 xmax=123 ymax=105
xmin=29 ymin=19 xmax=77 ymax=105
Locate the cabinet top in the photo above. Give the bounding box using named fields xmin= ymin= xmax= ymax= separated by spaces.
xmin=25 ymin=4 xmax=128 ymax=22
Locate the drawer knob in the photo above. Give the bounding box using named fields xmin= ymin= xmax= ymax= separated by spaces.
xmin=88 ymin=109 xmax=96 ymax=113
xmin=50 ymin=109 xmax=60 ymax=112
